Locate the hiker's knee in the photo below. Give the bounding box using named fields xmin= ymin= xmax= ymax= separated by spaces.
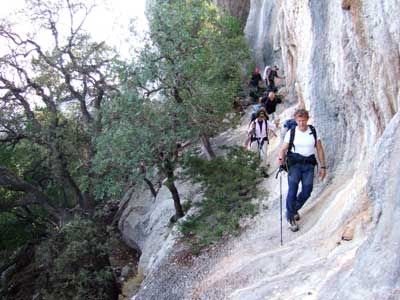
xmin=287 ymin=181 xmax=299 ymax=197
xmin=288 ymin=166 xmax=301 ymax=183
xmin=303 ymin=166 xmax=315 ymax=186
xmin=301 ymin=184 xmax=313 ymax=199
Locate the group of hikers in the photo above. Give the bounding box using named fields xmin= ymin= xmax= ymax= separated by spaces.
xmin=245 ymin=66 xmax=327 ymax=233
xmin=248 ymin=65 xmax=284 ymax=99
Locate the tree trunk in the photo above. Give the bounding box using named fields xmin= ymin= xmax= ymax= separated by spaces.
xmin=144 ymin=177 xmax=158 ymax=198
xmin=160 ymin=157 xmax=183 ymax=219
xmin=163 ymin=161 xmax=184 ymax=219
xmin=165 ymin=177 xmax=184 ymax=219
xmin=200 ymin=133 xmax=216 ymax=160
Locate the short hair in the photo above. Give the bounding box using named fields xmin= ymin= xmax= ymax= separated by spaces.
xmin=294 ymin=108 xmax=309 ymax=118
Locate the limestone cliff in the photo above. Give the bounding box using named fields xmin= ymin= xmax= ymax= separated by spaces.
xmin=123 ymin=0 xmax=400 ymax=299
xmin=212 ymin=0 xmax=250 ymax=27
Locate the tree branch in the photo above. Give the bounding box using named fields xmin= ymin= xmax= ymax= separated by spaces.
xmin=0 ymin=166 xmax=62 ymax=222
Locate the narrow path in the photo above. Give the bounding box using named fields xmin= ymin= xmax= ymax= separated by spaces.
xmin=190 ymin=105 xmax=374 ymax=299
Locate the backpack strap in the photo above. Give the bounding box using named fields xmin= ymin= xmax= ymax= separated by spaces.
xmin=308 ymin=125 xmax=317 ymax=147
xmin=288 ymin=127 xmax=296 ymax=152
xmin=287 ymin=125 xmax=317 ymax=152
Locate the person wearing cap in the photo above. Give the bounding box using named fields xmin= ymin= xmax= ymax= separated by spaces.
xmin=266 ymin=65 xmax=284 ymax=93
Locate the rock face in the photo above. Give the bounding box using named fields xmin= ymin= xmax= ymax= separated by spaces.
xmin=123 ymin=0 xmax=400 ymax=299
xmin=224 ymin=0 xmax=400 ymax=298
xmin=212 ymin=0 xmax=250 ymax=27
xmin=119 ymin=180 xmax=203 ymax=274
xmin=249 ymin=0 xmax=399 ymax=167
xmin=244 ymin=0 xmax=282 ymax=73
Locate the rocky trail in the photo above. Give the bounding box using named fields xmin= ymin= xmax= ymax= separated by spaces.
xmin=186 ymin=105 xmax=373 ymax=300
xmin=130 ymin=102 xmax=374 ymax=300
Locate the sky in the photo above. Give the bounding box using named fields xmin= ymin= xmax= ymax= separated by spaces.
xmin=0 ymin=0 xmax=149 ymax=58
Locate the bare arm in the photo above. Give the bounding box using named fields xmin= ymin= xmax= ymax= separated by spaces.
xmin=268 ymin=121 xmax=278 ymax=138
xmin=277 ymin=142 xmax=290 ymax=165
xmin=316 ymin=140 xmax=327 ymax=180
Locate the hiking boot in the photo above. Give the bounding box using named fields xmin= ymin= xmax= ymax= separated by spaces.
xmin=294 ymin=213 xmax=300 ymax=221
xmin=287 ymin=219 xmax=299 ymax=232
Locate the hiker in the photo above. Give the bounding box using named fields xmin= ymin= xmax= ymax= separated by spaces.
xmin=277 ymin=108 xmax=327 ymax=232
xmin=244 ymin=98 xmax=265 ymax=149
xmin=247 ymin=108 xmax=277 ymax=174
xmin=262 ymin=65 xmax=271 ymax=82
xmin=262 ymin=91 xmax=282 ymax=121
xmin=248 ymin=67 xmax=263 ymax=100
xmin=266 ymin=65 xmax=284 ymax=93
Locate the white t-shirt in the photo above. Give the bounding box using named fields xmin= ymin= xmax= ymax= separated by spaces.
xmin=284 ymin=127 xmax=319 ymax=157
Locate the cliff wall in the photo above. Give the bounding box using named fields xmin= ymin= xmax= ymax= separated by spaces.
xmin=221 ymin=0 xmax=400 ymax=298
xmin=212 ymin=0 xmax=250 ymax=27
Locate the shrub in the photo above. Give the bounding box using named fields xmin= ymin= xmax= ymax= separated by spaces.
xmin=0 ymin=211 xmax=43 ymax=250
xmin=36 ymin=218 xmax=119 ymax=300
xmin=180 ymin=146 xmax=263 ymax=253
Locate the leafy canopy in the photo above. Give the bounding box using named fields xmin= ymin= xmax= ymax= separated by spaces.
xmin=137 ymin=0 xmax=250 ymax=137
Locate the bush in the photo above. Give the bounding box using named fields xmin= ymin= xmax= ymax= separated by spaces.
xmin=0 ymin=212 xmax=42 ymax=250
xmin=180 ymin=146 xmax=263 ymax=253
xmin=36 ymin=218 xmax=119 ymax=300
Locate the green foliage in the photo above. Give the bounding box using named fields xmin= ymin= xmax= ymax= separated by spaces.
xmin=139 ymin=0 xmax=251 ymax=137
xmin=36 ymin=217 xmax=117 ymax=300
xmin=0 ymin=213 xmax=37 ymax=250
xmin=95 ymin=0 xmax=252 ymax=202
xmin=0 ymin=142 xmax=45 ymax=178
xmin=0 ymin=0 xmax=122 ymax=215
xmin=93 ymin=92 xmax=189 ymax=199
xmin=179 ymin=146 xmax=262 ymax=253
xmin=0 ymin=143 xmax=54 ymax=250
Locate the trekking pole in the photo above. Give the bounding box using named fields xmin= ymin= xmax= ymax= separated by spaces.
xmin=276 ymin=167 xmax=283 ymax=246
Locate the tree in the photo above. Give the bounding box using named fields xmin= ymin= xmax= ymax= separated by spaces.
xmin=94 ymin=0 xmax=251 ymax=219
xmin=94 ymin=93 xmax=190 ymax=219
xmin=136 ymin=0 xmax=250 ymax=159
xmin=0 ymin=0 xmax=120 ymax=222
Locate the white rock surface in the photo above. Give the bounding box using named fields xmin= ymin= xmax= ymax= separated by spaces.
xmin=119 ymin=180 xmax=202 ymax=274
